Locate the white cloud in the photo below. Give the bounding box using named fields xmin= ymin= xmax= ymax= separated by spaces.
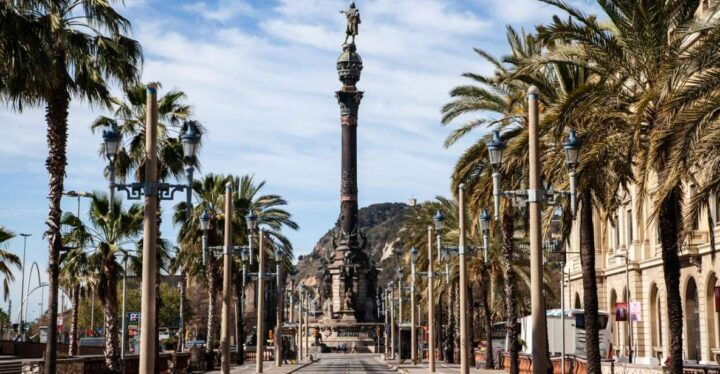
xmin=183 ymin=0 xmax=256 ymax=22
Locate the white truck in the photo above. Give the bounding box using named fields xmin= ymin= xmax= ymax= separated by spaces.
xmin=492 ymin=309 xmax=611 ymax=358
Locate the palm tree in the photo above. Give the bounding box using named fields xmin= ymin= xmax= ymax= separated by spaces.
xmin=173 ymin=174 xmax=297 ymax=367
xmin=0 ymin=227 xmax=22 ymax=301
xmin=62 ymin=194 xmax=143 ymax=373
xmin=58 ymin=248 xmax=91 ymax=356
xmin=443 ymin=24 xmax=639 ymax=373
xmin=538 ymin=2 xmax=720 ymax=372
xmin=0 ymin=3 xmax=142 ymax=370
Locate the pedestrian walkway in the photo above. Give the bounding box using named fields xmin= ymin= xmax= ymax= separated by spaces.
xmin=380 ymin=357 xmax=505 ymax=374
xmin=205 ymin=359 xmax=316 ymax=373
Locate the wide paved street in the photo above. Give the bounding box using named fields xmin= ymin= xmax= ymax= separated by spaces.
xmin=295 ymin=354 xmax=396 ymax=373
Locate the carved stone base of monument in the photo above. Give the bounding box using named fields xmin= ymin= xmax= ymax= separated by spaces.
xmin=312 ymin=320 xmax=381 ymax=353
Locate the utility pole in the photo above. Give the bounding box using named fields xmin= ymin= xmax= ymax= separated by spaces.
xmin=220 ymin=182 xmax=233 ymax=374
xmin=274 ymin=250 xmax=283 ymax=367
xmin=458 ymin=184 xmax=469 ymax=374
xmin=138 ymin=83 xmax=159 ymax=374
xmin=527 ymin=86 xmax=549 ymax=374
xmin=428 ymin=226 xmax=435 ymax=372
xmin=256 ymin=230 xmax=265 ymax=374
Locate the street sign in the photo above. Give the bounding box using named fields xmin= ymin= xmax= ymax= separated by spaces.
xmin=629 ymin=301 xmax=642 ymax=322
xmin=128 ymin=312 xmax=140 ymax=325
xmin=615 ymin=302 xmax=628 ymax=321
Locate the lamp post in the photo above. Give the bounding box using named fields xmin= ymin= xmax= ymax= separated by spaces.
xmin=549 ymin=206 xmax=565 ymax=374
xmin=427 ymin=225 xmax=436 ymax=372
xmin=18 ymin=233 xmax=30 ymax=340
xmin=388 ymin=281 xmax=396 ymax=360
xmin=120 ymin=257 xmax=128 ymax=374
xmin=101 ymin=83 xmax=201 ymax=373
xmin=274 ymin=248 xmax=284 ymax=367
xmin=241 ymin=212 xmax=257 ymax=365
xmin=486 ymin=87 xmax=581 ymax=374
xmin=396 ymin=268 xmax=404 ymax=360
xmin=220 ymin=182 xmax=233 ymax=374
xmin=479 ymin=209 xmax=492 ymax=369
xmin=410 ymin=247 xmax=418 ymax=364
xmin=297 ymin=281 xmax=306 ymax=360
xmin=256 ymin=229 xmax=265 ymax=374
xmin=613 ymin=252 xmax=633 ymax=363
xmin=458 ymin=184 xmax=469 ymax=374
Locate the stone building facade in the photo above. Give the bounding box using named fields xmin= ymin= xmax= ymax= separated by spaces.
xmin=563 ymin=174 xmax=720 ymax=365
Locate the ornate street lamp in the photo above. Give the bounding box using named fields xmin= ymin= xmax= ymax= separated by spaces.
xmin=409 ymin=247 xmax=419 ymax=364
xmin=479 ymin=208 xmax=491 ymax=264
xmin=101 ymin=84 xmax=201 ymax=373
xmin=200 ymin=210 xmax=210 ymax=265
xmin=564 ymin=129 xmax=581 ymax=215
xmin=482 ymin=88 xmax=582 ymax=374
xmin=246 ymin=211 xmax=258 ymax=265
xmin=433 ymin=210 xmax=445 ymax=261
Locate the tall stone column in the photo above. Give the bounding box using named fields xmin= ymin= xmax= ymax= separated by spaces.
xmin=331 ymin=41 xmax=365 ymax=320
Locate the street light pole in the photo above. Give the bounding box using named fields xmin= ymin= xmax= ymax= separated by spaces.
xmin=397 ymin=269 xmax=403 ymax=360
xmin=220 ymin=182 xmax=233 ymax=374
xmin=275 ymin=249 xmax=283 ymax=367
xmin=613 ymin=252 xmax=633 ymax=363
xmin=139 ymin=83 xmax=159 ymax=374
xmin=101 ymin=83 xmax=200 ymax=373
xmin=410 ymin=247 xmax=418 ymax=365
xmin=389 ymin=282 xmax=396 ymax=360
xmin=527 ymin=86 xmax=549 ymax=374
xmin=18 ymin=233 xmax=30 ymax=340
xmin=298 ymin=285 xmax=303 ymax=362
xmin=121 ymin=257 xmax=128 ymax=374
xmin=428 ymin=226 xmax=436 ymax=372
xmin=458 ymin=184 xmax=469 ymax=374
xmin=256 ymin=229 xmax=265 ymax=374
xmin=304 ymin=290 xmax=309 ymax=359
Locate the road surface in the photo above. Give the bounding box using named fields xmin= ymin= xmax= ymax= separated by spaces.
xmin=295 ymin=353 xmax=395 ymax=373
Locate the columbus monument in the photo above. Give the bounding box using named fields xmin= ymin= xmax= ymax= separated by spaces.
xmin=313 ymin=3 xmax=380 ymax=351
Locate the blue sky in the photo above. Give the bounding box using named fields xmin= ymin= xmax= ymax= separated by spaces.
xmin=0 ymin=0 xmax=598 ymax=319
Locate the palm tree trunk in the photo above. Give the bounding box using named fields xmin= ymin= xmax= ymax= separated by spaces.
xmin=580 ymin=192 xmax=602 ymax=374
xmin=44 ymin=64 xmax=70 ymax=374
xmin=103 ymin=265 xmax=121 ymax=373
xmin=69 ymin=284 xmax=80 ymax=356
xmin=502 ymin=208 xmax=519 ymax=374
xmin=658 ymin=190 xmax=683 ymax=374
xmin=481 ymin=275 xmax=494 ymax=369
xmin=206 ymin=255 xmax=217 ymax=369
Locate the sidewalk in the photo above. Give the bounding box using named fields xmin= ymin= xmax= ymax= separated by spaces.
xmin=205 ymin=359 xmax=316 ymax=373
xmin=380 ymin=356 xmax=504 ymax=374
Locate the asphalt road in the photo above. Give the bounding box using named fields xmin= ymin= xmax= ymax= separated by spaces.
xmin=295 ymin=353 xmax=395 ymax=373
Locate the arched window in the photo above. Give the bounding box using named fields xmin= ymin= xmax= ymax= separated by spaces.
xmin=574 ymin=293 xmax=582 ymax=309
xmin=686 ymin=278 xmax=701 ymax=361
xmin=650 ymin=284 xmax=663 ymax=359
xmin=706 ymin=274 xmax=719 ymax=358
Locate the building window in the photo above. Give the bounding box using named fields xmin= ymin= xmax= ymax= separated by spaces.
xmin=626 ymin=209 xmax=633 ymax=245
xmin=715 ymin=195 xmax=720 ymax=225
